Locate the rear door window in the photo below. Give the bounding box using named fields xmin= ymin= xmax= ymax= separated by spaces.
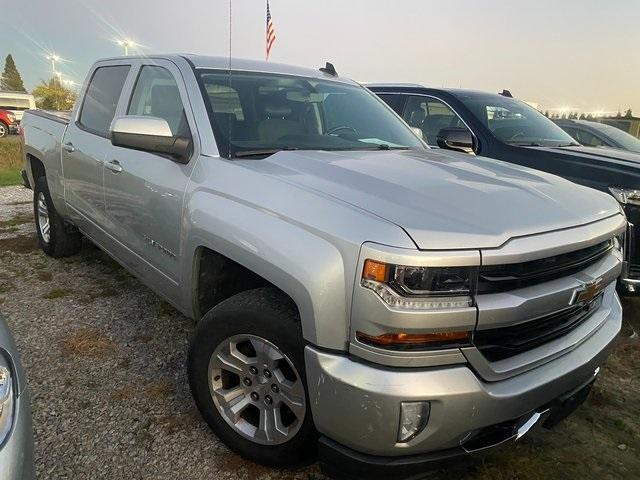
xmin=78 ymin=65 xmax=130 ymax=136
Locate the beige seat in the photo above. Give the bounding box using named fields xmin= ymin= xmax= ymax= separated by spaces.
xmin=258 ymin=98 xmax=305 ymax=142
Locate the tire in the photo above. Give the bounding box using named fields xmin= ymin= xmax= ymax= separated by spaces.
xmin=0 ymin=122 xmax=8 ymax=138
xmin=188 ymin=287 xmax=317 ymax=467
xmin=33 ymin=176 xmax=82 ymax=257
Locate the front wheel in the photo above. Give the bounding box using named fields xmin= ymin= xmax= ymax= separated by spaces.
xmin=0 ymin=122 xmax=8 ymax=138
xmin=188 ymin=288 xmax=317 ymax=467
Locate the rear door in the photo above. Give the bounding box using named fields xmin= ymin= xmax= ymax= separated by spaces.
xmin=102 ymin=59 xmax=199 ymax=283
xmin=62 ymin=62 xmax=131 ymax=233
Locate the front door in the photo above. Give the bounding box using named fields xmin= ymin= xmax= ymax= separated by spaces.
xmin=103 ymin=60 xmax=198 ymax=283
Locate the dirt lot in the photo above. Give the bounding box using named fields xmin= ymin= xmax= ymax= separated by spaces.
xmin=0 ymin=184 xmax=638 ymax=480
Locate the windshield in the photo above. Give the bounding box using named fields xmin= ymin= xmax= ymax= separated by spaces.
xmin=198 ymin=70 xmax=425 ymax=158
xmin=454 ymin=92 xmax=576 ymax=147
xmin=589 ymin=122 xmax=640 ymax=153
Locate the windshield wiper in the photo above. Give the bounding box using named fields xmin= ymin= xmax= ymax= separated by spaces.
xmin=556 ymin=142 xmax=581 ymax=147
xmin=233 ymin=147 xmax=299 ymax=158
xmin=508 ymin=141 xmax=542 ymax=147
xmin=370 ymin=144 xmax=411 ymax=150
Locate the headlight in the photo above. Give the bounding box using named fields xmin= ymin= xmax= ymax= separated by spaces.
xmin=361 ymin=259 xmax=476 ymax=310
xmin=0 ymin=365 xmax=14 ymax=445
xmin=609 ymin=187 xmax=640 ymax=206
xmin=6 ymin=112 xmax=15 ymax=123
xmin=358 ymin=260 xmax=474 ymax=350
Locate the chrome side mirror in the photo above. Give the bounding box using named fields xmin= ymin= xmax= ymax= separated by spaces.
xmin=110 ymin=116 xmax=191 ymax=163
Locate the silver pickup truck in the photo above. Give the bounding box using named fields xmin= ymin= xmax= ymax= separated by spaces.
xmin=21 ymin=55 xmax=625 ymax=478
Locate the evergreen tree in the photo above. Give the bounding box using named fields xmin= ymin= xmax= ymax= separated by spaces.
xmin=624 ymin=108 xmax=633 ymax=118
xmin=0 ymin=54 xmax=27 ymax=92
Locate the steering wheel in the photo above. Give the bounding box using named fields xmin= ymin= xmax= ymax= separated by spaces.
xmin=326 ymin=125 xmax=358 ymax=136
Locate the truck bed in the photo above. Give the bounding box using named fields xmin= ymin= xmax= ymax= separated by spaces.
xmin=21 ymin=109 xmax=71 ymax=194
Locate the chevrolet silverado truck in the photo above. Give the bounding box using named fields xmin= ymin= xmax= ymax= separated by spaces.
xmin=21 ymin=55 xmax=625 ymax=479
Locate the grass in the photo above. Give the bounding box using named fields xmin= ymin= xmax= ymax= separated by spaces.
xmin=43 ymin=287 xmax=73 ymax=299
xmin=59 ymin=328 xmax=115 ymax=358
xmin=0 ymin=136 xmax=23 ymax=187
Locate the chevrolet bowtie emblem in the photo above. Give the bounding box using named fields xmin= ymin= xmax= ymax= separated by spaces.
xmin=571 ymin=278 xmax=604 ymax=305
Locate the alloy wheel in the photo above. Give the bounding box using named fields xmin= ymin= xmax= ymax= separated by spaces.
xmin=208 ymin=334 xmax=306 ymax=445
xmin=37 ymin=191 xmax=50 ymax=244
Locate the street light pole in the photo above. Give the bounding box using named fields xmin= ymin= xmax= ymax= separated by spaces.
xmin=46 ymin=54 xmax=60 ymax=78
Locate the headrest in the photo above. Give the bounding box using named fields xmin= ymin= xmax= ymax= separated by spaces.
xmin=261 ymin=96 xmax=293 ymax=118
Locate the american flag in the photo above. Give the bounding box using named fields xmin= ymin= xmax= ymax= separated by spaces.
xmin=266 ymin=0 xmax=276 ymax=60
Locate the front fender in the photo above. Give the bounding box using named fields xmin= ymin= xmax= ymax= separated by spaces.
xmin=183 ymin=191 xmax=353 ymax=350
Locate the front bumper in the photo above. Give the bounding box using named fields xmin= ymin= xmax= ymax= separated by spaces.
xmin=305 ymin=288 xmax=621 ymax=467
xmin=317 ymin=376 xmax=596 ymax=480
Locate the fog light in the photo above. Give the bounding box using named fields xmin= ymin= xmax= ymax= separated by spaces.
xmin=398 ymin=401 xmax=430 ymax=443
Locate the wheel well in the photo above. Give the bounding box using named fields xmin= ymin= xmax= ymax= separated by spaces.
xmin=28 ymin=154 xmax=46 ymax=181
xmin=195 ymin=247 xmax=280 ymax=318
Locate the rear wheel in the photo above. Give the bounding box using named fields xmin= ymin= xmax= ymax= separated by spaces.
xmin=0 ymin=122 xmax=8 ymax=138
xmin=188 ymin=288 xmax=316 ymax=467
xmin=33 ymin=176 xmax=82 ymax=257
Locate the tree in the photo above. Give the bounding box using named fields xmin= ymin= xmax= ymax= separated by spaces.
xmin=32 ymin=77 xmax=76 ymax=111
xmin=624 ymin=108 xmax=633 ymax=118
xmin=543 ymin=110 xmax=550 ymax=118
xmin=0 ymin=54 xmax=27 ymax=92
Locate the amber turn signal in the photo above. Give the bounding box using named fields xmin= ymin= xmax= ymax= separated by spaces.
xmin=356 ymin=331 xmax=471 ymax=350
xmin=363 ymin=259 xmax=389 ymax=283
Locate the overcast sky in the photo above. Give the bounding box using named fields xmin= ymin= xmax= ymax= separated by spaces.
xmin=1 ymin=0 xmax=638 ymax=114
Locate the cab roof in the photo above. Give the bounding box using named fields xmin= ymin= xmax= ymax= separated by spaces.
xmin=96 ymin=54 xmax=357 ymax=85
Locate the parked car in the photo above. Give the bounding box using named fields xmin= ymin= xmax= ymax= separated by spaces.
xmin=370 ymin=85 xmax=640 ymax=294
xmin=0 ymin=314 xmax=35 ymax=480
xmin=0 ymin=109 xmax=17 ymax=138
xmin=22 ymin=56 xmax=624 ymax=479
xmin=0 ymin=91 xmax=35 ymax=124
xmin=554 ymin=118 xmax=640 ymax=154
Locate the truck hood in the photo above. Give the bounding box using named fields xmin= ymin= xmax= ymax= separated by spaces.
xmin=238 ymin=149 xmax=620 ymax=249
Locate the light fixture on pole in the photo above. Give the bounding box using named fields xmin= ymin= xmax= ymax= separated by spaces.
xmin=117 ymin=39 xmax=137 ymax=56
xmin=46 ymin=54 xmax=60 ymax=78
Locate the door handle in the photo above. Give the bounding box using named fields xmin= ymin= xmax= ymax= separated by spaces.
xmin=62 ymin=142 xmax=75 ymax=153
xmin=105 ymin=160 xmax=123 ymax=173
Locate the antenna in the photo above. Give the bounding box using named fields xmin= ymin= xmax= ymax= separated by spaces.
xmin=319 ymin=62 xmax=338 ymax=76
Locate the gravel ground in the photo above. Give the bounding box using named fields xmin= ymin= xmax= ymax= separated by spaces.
xmin=0 ymin=185 xmax=638 ymax=480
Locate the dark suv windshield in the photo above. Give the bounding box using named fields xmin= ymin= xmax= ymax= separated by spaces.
xmin=453 ymin=92 xmax=576 ymax=147
xmin=198 ymin=71 xmax=425 ymax=158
